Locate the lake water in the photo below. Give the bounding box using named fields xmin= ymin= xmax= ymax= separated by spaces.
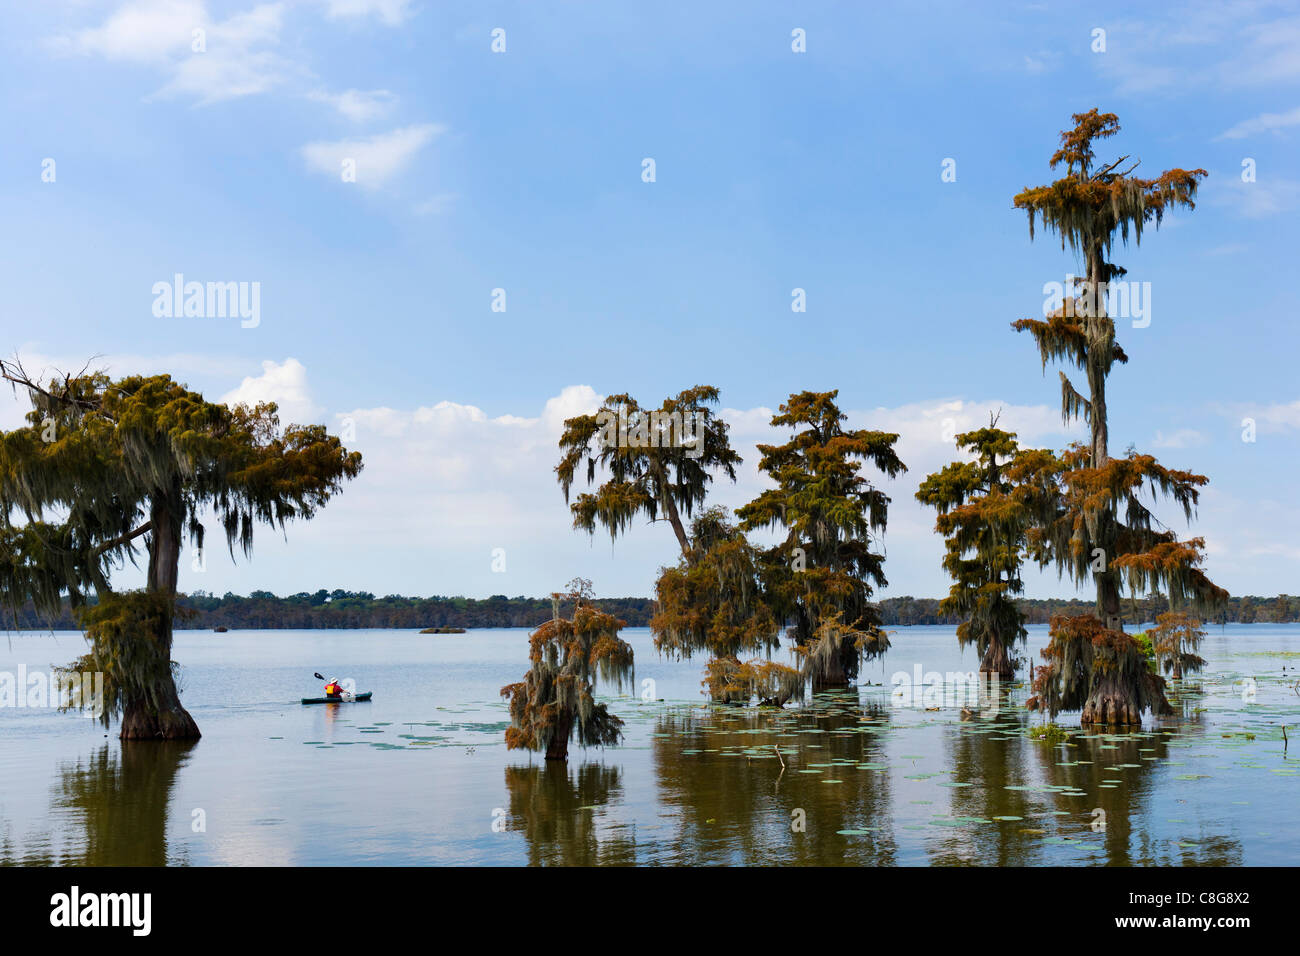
xmin=2 ymin=624 xmax=1297 ymax=866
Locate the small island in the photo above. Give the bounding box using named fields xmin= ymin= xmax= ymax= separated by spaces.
xmin=419 ymin=626 xmax=467 ymax=634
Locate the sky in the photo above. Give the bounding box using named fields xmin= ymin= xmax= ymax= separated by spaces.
xmin=1 ymin=0 xmax=1298 ymax=602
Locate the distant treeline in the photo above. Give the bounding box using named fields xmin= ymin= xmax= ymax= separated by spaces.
xmin=5 ymin=589 xmax=1299 ymax=632
xmin=877 ymin=594 xmax=1300 ymax=626
xmin=3 ymin=590 xmax=655 ymax=631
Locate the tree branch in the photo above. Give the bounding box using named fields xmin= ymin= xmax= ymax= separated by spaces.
xmin=1090 ymin=155 xmax=1130 ymax=181
xmin=0 ymin=359 xmax=101 ymax=412
xmin=92 ymin=522 xmax=153 ymax=556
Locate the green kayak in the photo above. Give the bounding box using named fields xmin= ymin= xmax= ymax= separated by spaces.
xmin=301 ymin=692 xmax=372 ymax=705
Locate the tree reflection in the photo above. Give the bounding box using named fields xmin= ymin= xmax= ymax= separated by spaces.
xmin=1 ymin=741 xmax=194 ymax=866
xmin=503 ymin=761 xmax=635 ymax=866
xmin=931 ymin=704 xmax=1240 ymax=866
xmin=652 ymin=692 xmax=898 ymax=864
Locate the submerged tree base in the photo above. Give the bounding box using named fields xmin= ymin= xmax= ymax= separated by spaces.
xmin=1033 ymin=614 xmax=1172 ymax=726
xmin=72 ymin=592 xmax=204 ymax=740
xmin=1079 ymin=674 xmax=1145 ymax=726
xmin=979 ymin=637 xmax=1017 ymax=682
xmin=120 ymin=702 xmax=201 ymax=740
xmin=800 ymin=616 xmax=889 ymax=695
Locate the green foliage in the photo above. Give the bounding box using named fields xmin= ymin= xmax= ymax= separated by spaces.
xmin=916 ymin=422 xmax=1054 ymax=676
xmin=0 ymin=362 xmax=362 ymax=608
xmin=795 ymin=615 xmax=889 ymax=689
xmin=1028 ymin=445 xmax=1229 ymax=615
xmin=737 ymin=390 xmax=905 ymax=687
xmin=61 ymin=591 xmax=178 ymax=727
xmin=555 ymin=386 xmax=741 ymax=557
xmin=703 ymin=657 xmax=804 ymax=707
xmin=1025 ymin=723 xmax=1071 ymax=744
xmin=1130 ymin=631 xmax=1157 ymax=674
xmin=1014 ymin=108 xmax=1207 ymax=258
xmin=0 ymin=360 xmax=361 ymax=735
xmin=651 ymin=507 xmax=780 ymax=662
xmin=501 ymin=579 xmax=636 ymax=760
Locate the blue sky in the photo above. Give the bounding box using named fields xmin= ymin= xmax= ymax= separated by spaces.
xmin=2 ymin=0 xmax=1298 ymax=601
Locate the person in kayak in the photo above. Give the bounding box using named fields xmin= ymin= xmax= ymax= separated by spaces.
xmin=323 ymin=678 xmax=346 ymax=699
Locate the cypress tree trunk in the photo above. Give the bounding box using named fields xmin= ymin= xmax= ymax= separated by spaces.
xmin=651 ymin=459 xmax=692 ymax=560
xmin=980 ymin=636 xmax=1015 ymax=680
xmin=120 ymin=675 xmax=200 ymax=740
xmin=811 ymin=644 xmax=853 ymax=694
xmin=1075 ymin=245 xmax=1139 ymax=725
xmin=546 ymin=709 xmax=573 ymax=761
xmin=1085 ymin=245 xmax=1123 ymax=634
xmin=709 ymin=656 xmax=746 ymax=704
xmin=1097 ymin=574 xmax=1124 ymax=633
xmin=124 ymin=484 xmax=200 ymax=741
xmin=1080 ymin=671 xmax=1143 ymax=726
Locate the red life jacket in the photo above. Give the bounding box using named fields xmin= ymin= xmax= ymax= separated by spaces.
xmin=325 ymin=681 xmax=343 ymax=697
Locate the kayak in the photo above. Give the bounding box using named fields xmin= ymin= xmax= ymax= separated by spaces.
xmin=301 ymin=692 xmax=373 ymax=705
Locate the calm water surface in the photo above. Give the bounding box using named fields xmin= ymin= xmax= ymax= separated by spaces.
xmin=2 ymin=624 xmax=1297 ymax=866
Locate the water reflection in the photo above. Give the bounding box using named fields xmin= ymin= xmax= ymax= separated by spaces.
xmin=1 ymin=742 xmax=194 ymax=866
xmin=1054 ymin=731 xmax=1240 ymax=866
xmin=929 ymin=705 xmax=1042 ymax=865
xmin=929 ymin=714 xmax=1241 ymax=866
xmin=503 ymin=762 xmax=636 ymax=866
xmin=652 ymin=693 xmax=897 ymax=865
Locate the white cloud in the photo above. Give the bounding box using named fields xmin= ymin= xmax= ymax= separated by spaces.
xmin=1227 ymin=399 xmax=1300 ymax=433
xmin=301 ymin=123 xmax=443 ymax=189
xmin=220 ymin=358 xmax=322 ymax=423
xmin=1216 ymin=105 xmax=1300 ymax=140
xmin=54 ymin=1 xmax=292 ymax=105
xmin=321 ymin=0 xmax=414 ymax=26
xmin=308 ymin=87 xmax=398 ymax=122
xmin=1211 ymin=174 xmax=1300 ymax=218
xmin=157 ymin=4 xmax=289 ymax=104
xmin=54 ymin=0 xmax=206 ymax=63
xmin=1094 ymin=9 xmax=1300 ymax=95
xmin=1152 ymin=428 xmax=1207 ymax=449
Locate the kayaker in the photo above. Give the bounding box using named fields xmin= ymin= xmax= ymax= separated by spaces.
xmin=323 ymin=677 xmax=346 ymax=699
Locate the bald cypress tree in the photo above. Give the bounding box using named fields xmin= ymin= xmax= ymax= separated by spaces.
xmin=1148 ymin=609 xmax=1207 ymax=681
xmin=737 ymin=391 xmax=905 ymax=691
xmin=501 ymin=578 xmax=635 ymax=761
xmin=558 ymin=387 xmax=771 ymax=702
xmin=1012 ymin=109 xmax=1207 ymax=633
xmin=651 ymin=506 xmax=801 ymax=705
xmin=555 ymin=386 xmax=741 ymax=560
xmin=1011 ymin=111 xmax=1226 ymax=724
xmin=0 ymin=361 xmax=361 ymax=739
xmin=915 ymin=422 xmax=1056 ymax=680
